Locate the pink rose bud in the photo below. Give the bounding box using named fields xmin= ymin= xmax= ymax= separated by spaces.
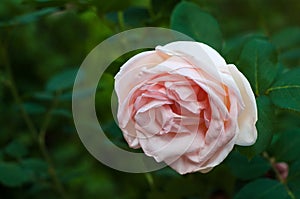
xmin=275 ymin=162 xmax=289 ymax=181
xmin=115 ymin=41 xmax=257 ymax=174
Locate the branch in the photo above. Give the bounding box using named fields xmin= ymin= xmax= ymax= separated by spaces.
xmin=1 ymin=42 xmax=68 ymax=199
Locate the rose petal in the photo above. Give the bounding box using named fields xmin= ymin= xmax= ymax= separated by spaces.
xmin=115 ymin=51 xmax=165 ymax=102
xmin=156 ymin=41 xmax=224 ymax=81
xmin=228 ymin=64 xmax=257 ymax=146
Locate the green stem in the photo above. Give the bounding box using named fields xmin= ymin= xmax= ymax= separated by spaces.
xmin=39 ymin=91 xmax=60 ymax=143
xmin=38 ymin=92 xmax=67 ymax=198
xmin=1 ymin=43 xmax=67 ymax=199
xmin=117 ymin=11 xmax=125 ymax=31
xmin=145 ymin=173 xmax=155 ymax=190
xmin=262 ymin=152 xmax=296 ymax=199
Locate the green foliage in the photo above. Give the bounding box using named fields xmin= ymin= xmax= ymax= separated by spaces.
xmin=151 ymin=0 xmax=180 ymax=26
xmin=288 ymin=160 xmax=300 ymax=197
xmin=226 ymin=151 xmax=270 ymax=180
xmin=21 ymin=158 xmax=48 ymax=174
xmin=268 ymin=68 xmax=300 ymax=112
xmin=22 ymin=102 xmax=46 ymax=114
xmin=0 ymin=162 xmax=31 ymax=187
xmin=92 ymin=0 xmax=132 ymax=15
xmin=222 ymin=33 xmax=265 ymax=64
xmin=4 ymin=140 xmax=28 ymax=159
xmin=272 ymin=27 xmax=300 ymax=67
xmin=46 ymin=68 xmax=77 ymax=92
xmin=238 ymin=39 xmax=279 ymax=96
xmin=272 ymin=27 xmax=300 ymax=51
xmin=238 ymin=96 xmax=274 ymax=158
xmin=171 ymin=1 xmax=222 ymax=50
xmin=234 ymin=179 xmax=290 ymax=199
xmin=269 ymin=129 xmax=300 ymax=162
xmin=0 ymin=0 xmax=299 ymax=198
xmin=0 ymin=7 xmax=59 ymax=27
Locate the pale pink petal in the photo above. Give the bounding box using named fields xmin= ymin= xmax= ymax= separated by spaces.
xmin=156 ymin=41 xmax=223 ymax=81
xmin=228 ymin=64 xmax=257 ymax=146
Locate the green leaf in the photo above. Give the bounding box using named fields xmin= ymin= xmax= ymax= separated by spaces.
xmin=21 ymin=158 xmax=48 ymax=179
xmin=22 ymin=0 xmax=69 ymax=8
xmin=4 ymin=141 xmax=28 ymax=159
xmin=226 ymin=151 xmax=270 ymax=180
xmin=51 ymin=109 xmax=72 ymax=118
xmin=0 ymin=8 xmax=59 ymax=27
xmin=170 ymin=1 xmax=222 ymax=50
xmin=46 ymin=69 xmax=78 ymax=92
xmin=238 ymin=96 xmax=274 ymax=157
xmin=268 ymin=68 xmax=300 ymax=112
xmin=234 ymin=179 xmax=290 ymax=199
xmin=238 ymin=38 xmax=279 ymax=96
xmin=21 ymin=158 xmax=48 ymax=172
xmin=0 ymin=162 xmax=31 ymax=187
xmin=269 ymin=129 xmax=300 ymax=162
xmin=34 ymin=91 xmax=54 ymax=101
xmin=288 ymin=160 xmax=300 ymax=197
xmin=22 ymin=102 xmax=46 ymax=114
xmin=154 ymin=167 xmax=180 ymax=178
xmin=222 ymin=33 xmax=265 ymax=64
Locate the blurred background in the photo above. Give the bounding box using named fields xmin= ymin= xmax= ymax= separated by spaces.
xmin=0 ymin=0 xmax=299 ymax=198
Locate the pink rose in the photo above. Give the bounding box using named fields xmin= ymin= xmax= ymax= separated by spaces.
xmin=115 ymin=41 xmax=257 ymax=174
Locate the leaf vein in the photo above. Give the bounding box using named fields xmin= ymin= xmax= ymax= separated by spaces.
xmin=266 ymin=85 xmax=300 ymax=94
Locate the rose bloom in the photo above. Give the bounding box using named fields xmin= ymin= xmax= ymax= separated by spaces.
xmin=115 ymin=41 xmax=257 ymax=174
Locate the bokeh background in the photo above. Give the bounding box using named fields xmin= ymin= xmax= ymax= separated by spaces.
xmin=0 ymin=0 xmax=300 ymax=198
